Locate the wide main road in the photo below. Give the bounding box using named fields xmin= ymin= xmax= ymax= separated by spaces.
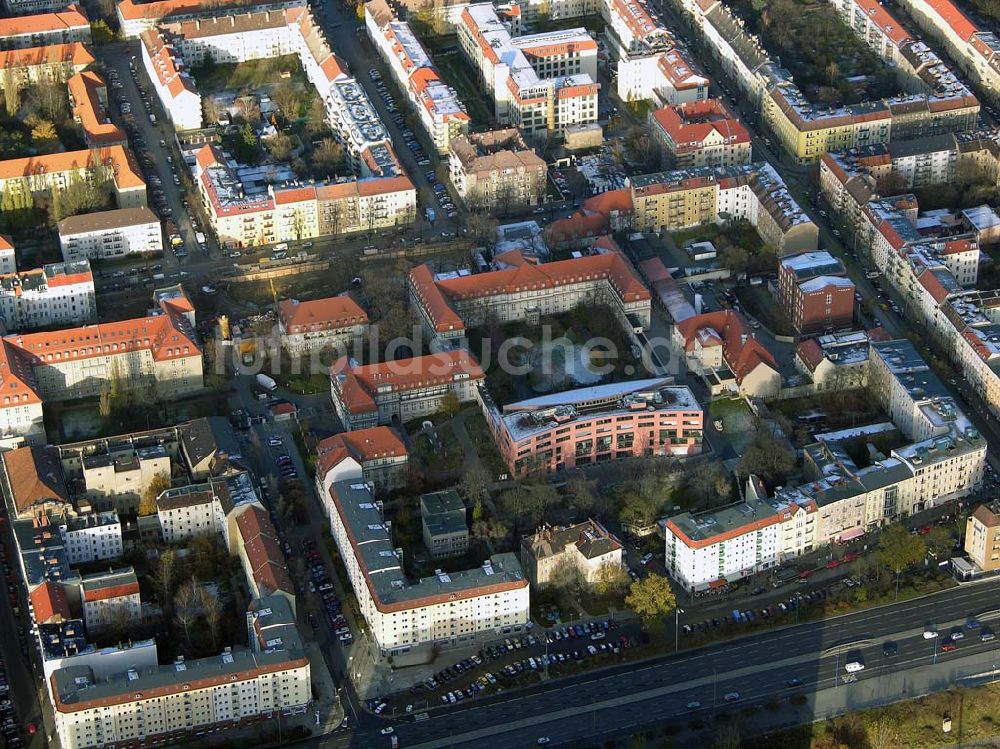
xmin=319 ymin=581 xmax=1000 ymax=748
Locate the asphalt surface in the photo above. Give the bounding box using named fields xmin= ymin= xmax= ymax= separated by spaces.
xmin=298 ymin=579 xmax=1000 ymax=748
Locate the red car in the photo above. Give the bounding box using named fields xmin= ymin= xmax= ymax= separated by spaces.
xmin=843 ymin=552 xmax=859 ymax=562
xmin=799 ymin=569 xmax=813 ymax=579
xmin=825 ymin=559 xmax=841 ymax=569
xmin=941 ymin=640 xmax=958 ymax=652
xmin=919 ymin=526 xmax=933 ymax=536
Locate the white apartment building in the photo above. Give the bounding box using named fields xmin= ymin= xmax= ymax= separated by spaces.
xmin=458 ymin=3 xmax=599 ymax=139
xmin=330 ymin=351 xmax=485 ymax=431
xmin=326 ymin=479 xmax=529 ymax=656
xmin=2 ymin=0 xmax=70 ymax=16
xmin=448 ymin=129 xmax=547 ymax=210
xmin=79 ymin=567 xmax=142 ymax=632
xmin=58 ymin=207 xmax=163 ymax=262
xmin=51 ymin=649 xmax=310 ymax=749
xmin=58 ymin=511 xmax=122 ymax=565
xmin=602 ymin=0 xmax=709 ymax=105
xmin=366 ymin=0 xmax=470 ymax=153
xmin=0 ymin=5 xmax=91 ymax=49
xmin=140 ymin=26 xmax=202 ymax=130
xmin=156 ymin=472 xmax=261 ymax=546
xmin=0 ymin=260 xmax=96 ymax=333
xmin=664 ymin=497 xmax=798 ymax=591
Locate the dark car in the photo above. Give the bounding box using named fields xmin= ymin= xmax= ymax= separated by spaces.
xmin=882 ymin=641 xmax=898 ymax=656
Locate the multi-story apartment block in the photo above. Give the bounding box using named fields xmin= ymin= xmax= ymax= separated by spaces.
xmin=67 ymin=71 xmax=127 ymax=148
xmin=664 ymin=494 xmax=817 ymax=591
xmin=965 ymin=503 xmax=1000 ymax=573
xmin=448 ymin=129 xmax=547 ymax=211
xmin=0 ymin=260 xmax=96 ymax=333
xmin=116 ymin=0 xmax=302 ymax=37
xmin=51 ymin=646 xmax=310 ymax=749
xmin=0 ymin=5 xmax=90 ymax=49
xmin=420 ymin=489 xmax=469 ymax=560
xmin=672 ymin=309 xmax=781 ymax=398
xmin=0 ymin=42 xmax=93 ymax=85
xmin=521 ymin=519 xmax=623 ymax=587
xmin=58 ymin=207 xmax=163 ymax=262
xmin=0 ymin=286 xmax=201 ymax=445
xmin=410 ymin=249 xmax=651 ymax=342
xmin=324 ymin=479 xmax=529 ymax=656
xmin=0 ymin=146 xmax=147 ymax=210
xmin=480 ymin=379 xmax=704 ymax=476
xmin=277 ymin=296 xmax=369 ymax=355
xmin=458 ymin=3 xmax=599 ymax=139
xmin=194 ymin=144 xmax=416 ymax=247
xmin=627 ymin=163 xmax=819 ymax=254
xmin=57 ymin=511 xmax=122 ymax=565
xmin=79 ymin=567 xmax=141 ymax=632
xmin=314 ymin=426 xmax=409 ymax=499
xmin=891 ymin=0 xmax=1000 ymax=104
xmin=330 ymin=351 xmax=485 ymax=431
xmin=602 ymin=0 xmax=709 ymax=105
xmin=365 ymin=0 xmax=469 ymax=153
xmin=679 ymin=0 xmax=980 ymax=163
xmin=156 ymin=471 xmax=260 ymax=545
xmin=649 ymin=99 xmax=751 ymax=167
xmin=777 ymin=251 xmax=856 ymax=334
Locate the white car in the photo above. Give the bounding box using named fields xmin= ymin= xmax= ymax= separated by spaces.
xmin=723 ymin=692 xmax=740 ymax=703
xmin=923 ymin=630 xmax=939 ymax=639
xmin=380 ymin=727 xmax=394 ymax=735
xmin=686 ymin=701 xmax=701 ymax=710
xmin=845 ymin=661 xmax=865 ymax=673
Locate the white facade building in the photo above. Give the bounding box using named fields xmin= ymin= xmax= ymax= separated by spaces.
xmin=58 ymin=207 xmax=163 ymax=262
xmin=326 ymin=480 xmax=529 ymax=656
xmin=79 ymin=567 xmax=142 ymax=632
xmin=0 ymin=260 xmax=96 ymax=333
xmin=58 ymin=511 xmax=123 ymax=565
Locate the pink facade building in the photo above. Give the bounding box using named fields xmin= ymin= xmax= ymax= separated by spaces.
xmin=481 ymin=378 xmax=704 ymax=476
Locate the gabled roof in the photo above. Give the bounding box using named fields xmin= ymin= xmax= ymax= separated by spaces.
xmin=0 ymin=42 xmax=93 ymax=70
xmin=2 ymin=446 xmax=69 ymax=514
xmin=0 ymin=5 xmax=89 ymax=39
xmin=29 ymin=581 xmax=71 ymax=624
xmin=315 ymin=426 xmax=407 ymax=480
xmin=675 ymin=310 xmax=777 ymax=383
xmin=277 ymin=296 xmax=368 ymax=333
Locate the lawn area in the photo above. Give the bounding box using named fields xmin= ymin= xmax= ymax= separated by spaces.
xmin=191 ymin=54 xmax=309 ymax=95
xmin=463 ymin=411 xmax=507 ymax=478
xmin=410 ymin=424 xmax=466 ymax=473
xmin=430 ymin=49 xmax=494 ymax=126
xmin=770 ymin=389 xmax=884 ymax=433
xmin=734 ymin=286 xmax=795 ymax=337
xmin=729 ymin=0 xmax=900 ymax=107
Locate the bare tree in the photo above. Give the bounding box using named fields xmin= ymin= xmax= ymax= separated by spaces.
xmin=173 ymin=579 xmax=201 ymax=647
xmin=199 ymin=587 xmax=223 ymax=650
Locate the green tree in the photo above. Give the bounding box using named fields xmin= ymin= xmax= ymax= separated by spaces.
xmin=618 ymin=491 xmax=662 ymax=532
xmin=90 ymin=19 xmax=115 ymax=44
xmin=878 ymin=524 xmax=927 ymax=597
xmin=625 ymin=574 xmax=677 ymax=629
xmin=592 ymin=561 xmax=630 ymax=597
xmin=567 ymin=476 xmax=598 ymax=518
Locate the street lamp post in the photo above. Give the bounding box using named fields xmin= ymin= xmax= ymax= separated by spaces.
xmin=674 ymin=608 xmax=685 ymax=653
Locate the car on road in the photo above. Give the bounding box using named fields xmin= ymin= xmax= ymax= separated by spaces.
xmin=882 ymin=641 xmax=898 ymax=656
xmin=536 ymin=739 xmax=550 ymax=746
xmin=951 ymin=629 xmax=965 ymax=640
xmin=981 ymin=628 xmax=996 ymax=642
xmin=786 ymin=678 xmax=803 ymax=687
xmin=845 ymin=661 xmax=865 ymax=673
xmin=967 ymin=618 xmax=982 ymax=630
xmin=380 ymin=727 xmax=394 ymax=735
xmin=923 ymin=629 xmax=938 ymax=639
xmin=723 ymin=692 xmax=740 ymax=702
xmin=686 ymin=701 xmax=701 ymax=710
xmin=825 ymin=559 xmax=841 ymax=569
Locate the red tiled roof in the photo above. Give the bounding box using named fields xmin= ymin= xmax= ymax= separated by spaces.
xmin=795 ymin=338 xmax=824 ymax=372
xmin=68 ymin=71 xmax=126 ymax=147
xmin=0 ymin=5 xmax=89 ymax=38
xmin=236 ymin=505 xmax=294 ymax=597
xmin=278 ymin=296 xmax=368 ymax=334
xmin=29 ymin=581 xmax=70 ymax=624
xmin=410 ymin=253 xmax=649 ymax=333
xmin=651 ymin=99 xmax=749 ymax=152
xmin=924 ymin=0 xmax=977 ymax=41
xmin=316 ymin=426 xmax=407 ymax=480
xmin=0 ymin=41 xmax=92 ymax=70
xmin=2 ymin=446 xmax=68 ymax=514
xmin=331 ymin=351 xmax=484 ymax=415
xmin=82 ymin=582 xmax=140 ymax=602
xmin=675 ymin=310 xmax=777 ymax=383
